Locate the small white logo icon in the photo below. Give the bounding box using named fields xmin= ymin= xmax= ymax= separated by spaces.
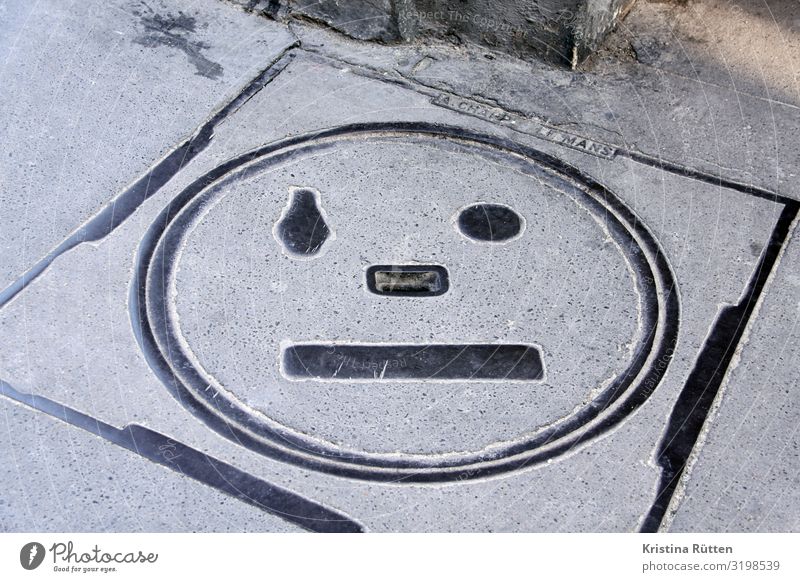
xmin=20 ymin=542 xmax=46 ymax=570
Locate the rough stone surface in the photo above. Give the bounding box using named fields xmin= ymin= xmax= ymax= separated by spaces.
xmin=404 ymin=0 xmax=579 ymax=64
xmin=224 ymin=0 xmax=400 ymax=41
xmin=574 ymin=0 xmax=637 ymax=60
xmin=293 ymin=0 xmax=398 ymax=42
xmin=405 ymin=0 xmax=637 ymax=66
xmin=225 ymin=0 xmax=637 ymax=65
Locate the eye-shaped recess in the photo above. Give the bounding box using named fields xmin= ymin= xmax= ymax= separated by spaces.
xmin=456 ymin=203 xmax=524 ymax=243
xmin=274 ymin=187 xmax=331 ymax=257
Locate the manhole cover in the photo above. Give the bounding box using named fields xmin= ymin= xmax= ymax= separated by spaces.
xmin=133 ymin=123 xmax=678 ymax=481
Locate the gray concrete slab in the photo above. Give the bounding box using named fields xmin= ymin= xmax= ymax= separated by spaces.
xmin=668 ymin=229 xmax=800 ymax=533
xmin=1 ymin=49 xmax=793 ymax=531
xmin=0 ymin=0 xmax=296 ymax=290
xmin=0 ymin=398 xmax=300 ymax=532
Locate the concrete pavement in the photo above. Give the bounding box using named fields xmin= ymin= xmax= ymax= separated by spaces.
xmin=1 ymin=0 xmax=798 ymax=532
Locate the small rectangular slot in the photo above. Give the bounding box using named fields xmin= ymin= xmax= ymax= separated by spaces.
xmin=367 ymin=265 xmax=449 ymax=297
xmin=374 ymin=271 xmax=439 ymax=293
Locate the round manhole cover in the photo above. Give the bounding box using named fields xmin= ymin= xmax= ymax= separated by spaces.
xmin=133 ymin=123 xmax=678 ymax=482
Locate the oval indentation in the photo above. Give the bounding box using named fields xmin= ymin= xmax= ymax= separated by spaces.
xmin=457 ymin=203 xmax=523 ymax=242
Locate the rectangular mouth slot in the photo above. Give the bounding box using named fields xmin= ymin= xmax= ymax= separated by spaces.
xmin=282 ymin=343 xmax=544 ymax=381
xmin=367 ymin=265 xmax=449 ymax=296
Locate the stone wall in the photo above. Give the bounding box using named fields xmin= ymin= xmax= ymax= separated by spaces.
xmin=225 ymin=0 xmax=637 ymax=67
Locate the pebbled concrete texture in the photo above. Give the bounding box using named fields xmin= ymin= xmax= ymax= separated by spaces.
xmin=1 ymin=0 xmax=799 ymax=532
xmin=0 ymin=400 xmax=300 ymax=532
xmin=0 ymin=0 xmax=296 ymax=290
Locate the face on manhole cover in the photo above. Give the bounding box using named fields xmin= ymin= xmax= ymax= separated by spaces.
xmin=134 ymin=124 xmax=677 ymax=481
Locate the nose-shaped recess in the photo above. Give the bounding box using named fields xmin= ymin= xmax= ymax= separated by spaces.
xmin=366 ymin=265 xmax=449 ymax=297
xmin=274 ymin=187 xmax=331 ymax=256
